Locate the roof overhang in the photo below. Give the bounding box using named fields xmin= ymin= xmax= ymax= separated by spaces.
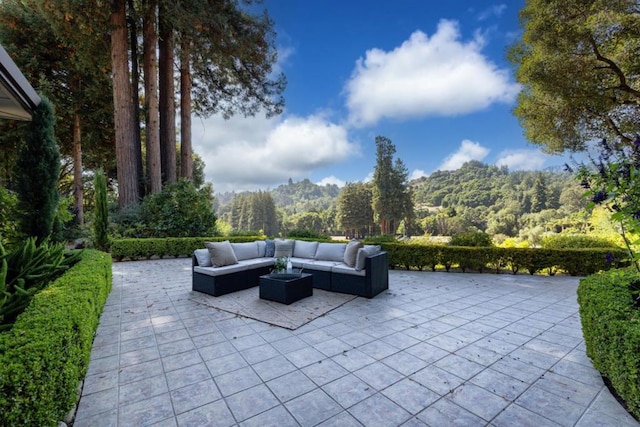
xmin=0 ymin=43 xmax=40 ymax=121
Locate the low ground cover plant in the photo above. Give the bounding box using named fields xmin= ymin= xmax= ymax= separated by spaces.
xmin=0 ymin=237 xmax=81 ymax=331
xmin=0 ymin=250 xmax=111 ymax=426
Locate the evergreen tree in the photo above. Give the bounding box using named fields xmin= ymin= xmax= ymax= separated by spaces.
xmin=336 ymin=182 xmax=374 ymax=238
xmin=93 ymin=168 xmax=110 ymax=251
xmin=372 ymin=136 xmax=413 ymax=235
xmin=530 ymin=173 xmax=548 ymax=213
xmin=15 ymin=96 xmax=59 ymax=242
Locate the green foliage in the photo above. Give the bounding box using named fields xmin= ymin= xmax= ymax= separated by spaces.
xmin=372 ymin=136 xmax=413 ymax=235
xmin=381 ymin=242 xmax=623 ymax=276
xmin=135 ymin=179 xmax=216 ymax=238
xmin=509 ymin=0 xmax=640 ymax=152
xmin=449 ymin=231 xmax=493 ymax=247
xmin=93 ymin=169 xmax=110 ymax=251
xmin=110 ymin=235 xmax=261 ymax=261
xmin=0 ymin=250 xmax=111 ymax=426
xmin=0 ymin=238 xmax=81 ymax=330
xmin=412 ymin=161 xmax=575 ymax=238
xmin=541 ymin=234 xmax=620 ymax=249
xmin=575 ymin=137 xmax=640 ymax=270
xmin=0 ymin=188 xmax=19 ymax=244
xmin=336 ymin=182 xmax=375 ymax=238
xmin=223 ymin=190 xmax=279 ymax=236
xmin=287 ymin=228 xmax=330 ymax=240
xmin=578 ymin=269 xmax=640 ymax=420
xmin=14 ymin=96 xmax=60 ymax=242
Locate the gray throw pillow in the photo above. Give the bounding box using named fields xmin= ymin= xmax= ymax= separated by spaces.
xmin=265 ymin=239 xmax=275 ymax=257
xmin=205 ymin=240 xmax=238 ymax=267
xmin=343 ymin=240 xmax=363 ymax=267
xmin=274 ymin=239 xmax=294 ymax=258
xmin=193 ymin=248 xmax=212 ymax=267
xmin=354 ymin=245 xmax=381 ymax=271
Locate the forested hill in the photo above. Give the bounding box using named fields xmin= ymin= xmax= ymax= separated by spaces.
xmin=216 ymin=178 xmax=340 ymax=214
xmin=410 ymin=160 xmax=574 ymax=210
xmin=215 ymin=162 xmax=586 ymax=237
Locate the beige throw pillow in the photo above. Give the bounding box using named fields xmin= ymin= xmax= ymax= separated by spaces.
xmin=343 ymin=240 xmax=363 ymax=267
xmin=205 ymin=240 xmax=238 ymax=267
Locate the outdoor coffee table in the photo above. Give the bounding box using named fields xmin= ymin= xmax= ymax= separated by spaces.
xmin=259 ymin=271 xmax=313 ymax=304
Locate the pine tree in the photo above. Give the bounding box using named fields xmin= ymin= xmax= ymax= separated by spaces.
xmin=15 ymin=96 xmax=59 ymax=242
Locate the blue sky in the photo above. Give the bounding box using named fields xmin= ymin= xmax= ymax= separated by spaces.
xmin=193 ymin=0 xmax=564 ymax=193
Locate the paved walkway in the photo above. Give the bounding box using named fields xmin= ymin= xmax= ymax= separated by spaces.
xmin=73 ymin=259 xmax=639 ymax=427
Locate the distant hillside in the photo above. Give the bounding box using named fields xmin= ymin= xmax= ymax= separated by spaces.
xmin=214 ymin=162 xmax=587 ymax=237
xmin=215 ymin=178 xmax=340 ymax=215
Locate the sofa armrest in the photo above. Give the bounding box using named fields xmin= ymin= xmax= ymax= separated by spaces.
xmin=365 ymin=251 xmax=389 ymax=296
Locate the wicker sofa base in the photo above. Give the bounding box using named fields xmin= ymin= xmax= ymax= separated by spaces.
xmin=192 ymin=252 xmax=388 ymax=299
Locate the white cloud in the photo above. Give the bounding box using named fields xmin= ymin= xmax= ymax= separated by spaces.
xmin=316 ymin=176 xmax=345 ymax=187
xmin=192 ymin=113 xmax=358 ymax=192
xmin=344 ymin=19 xmax=521 ymax=127
xmin=477 ymin=4 xmax=507 ymax=21
xmin=496 ymin=149 xmax=549 ymax=171
xmin=362 ymin=171 xmax=374 ymax=183
xmin=438 ymin=140 xmax=490 ymax=171
xmin=410 ymin=169 xmax=428 ymax=180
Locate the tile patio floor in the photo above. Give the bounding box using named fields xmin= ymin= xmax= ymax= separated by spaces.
xmin=73 ymin=258 xmax=639 ymax=427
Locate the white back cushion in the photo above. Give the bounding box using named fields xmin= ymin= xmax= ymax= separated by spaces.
xmin=315 ymin=243 xmax=347 ymax=262
xmin=230 ymin=242 xmax=259 ymax=261
xmin=293 ymin=240 xmax=319 ymax=258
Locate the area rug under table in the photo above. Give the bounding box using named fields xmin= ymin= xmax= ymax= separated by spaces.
xmin=189 ymin=287 xmax=358 ymax=330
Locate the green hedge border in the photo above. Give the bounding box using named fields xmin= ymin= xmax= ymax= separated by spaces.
xmin=578 ymin=269 xmax=640 ymax=420
xmin=111 ymin=237 xmax=625 ymax=276
xmin=0 ymin=250 xmax=112 ymax=426
xmin=110 ymin=236 xmax=262 ymax=261
xmin=382 ymin=243 xmax=626 ymax=276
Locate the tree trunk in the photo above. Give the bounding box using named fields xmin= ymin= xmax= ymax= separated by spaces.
xmin=128 ymin=0 xmax=144 ymax=197
xmin=159 ymin=3 xmax=176 ymax=184
xmin=143 ymin=0 xmax=161 ymax=194
xmin=180 ymin=39 xmax=192 ymax=181
xmin=111 ymin=0 xmax=139 ymax=208
xmin=72 ymin=112 xmax=84 ymax=224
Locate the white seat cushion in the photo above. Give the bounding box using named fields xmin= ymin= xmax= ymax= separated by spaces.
xmin=332 ymin=263 xmax=366 ymax=276
xmin=194 ymin=263 xmax=247 ymax=277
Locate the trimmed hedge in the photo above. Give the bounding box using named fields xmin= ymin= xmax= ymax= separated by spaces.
xmin=578 ymin=269 xmax=640 ymax=420
xmin=111 ymin=237 xmax=626 ymax=276
xmin=110 ymin=235 xmax=262 ymax=261
xmin=0 ymin=250 xmax=112 ymax=426
xmin=381 ymin=243 xmax=626 ymax=276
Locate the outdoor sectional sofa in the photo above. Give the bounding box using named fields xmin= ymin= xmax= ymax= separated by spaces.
xmin=192 ymin=239 xmax=389 ymax=299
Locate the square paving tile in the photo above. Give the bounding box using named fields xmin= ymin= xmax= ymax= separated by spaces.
xmin=176 ymin=398 xmax=236 ymax=427
xmin=170 ymin=379 xmax=221 ymax=415
xmin=266 ymin=370 xmax=316 ymax=402
xmin=285 ymin=388 xmax=343 ymax=426
xmin=349 ymin=393 xmax=412 ymax=426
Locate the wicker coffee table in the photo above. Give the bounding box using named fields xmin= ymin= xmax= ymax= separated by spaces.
xmin=259 ymin=272 xmax=313 ymax=304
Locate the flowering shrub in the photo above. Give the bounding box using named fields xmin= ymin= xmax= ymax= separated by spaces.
xmin=571 ymin=137 xmax=640 ymax=271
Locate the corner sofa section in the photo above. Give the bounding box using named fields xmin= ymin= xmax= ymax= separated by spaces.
xmin=192 ymin=239 xmax=389 ymax=299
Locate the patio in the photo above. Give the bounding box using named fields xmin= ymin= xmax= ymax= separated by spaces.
xmin=73 ymin=258 xmax=639 ymax=426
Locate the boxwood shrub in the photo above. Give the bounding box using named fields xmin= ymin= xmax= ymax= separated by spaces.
xmin=380 ymin=243 xmax=625 ymax=275
xmin=110 ymin=235 xmax=262 ymax=261
xmin=0 ymin=250 xmax=112 ymax=426
xmin=578 ymin=269 xmax=640 ymax=420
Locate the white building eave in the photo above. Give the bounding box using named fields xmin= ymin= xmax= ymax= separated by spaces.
xmin=0 ymin=43 xmax=40 ymax=121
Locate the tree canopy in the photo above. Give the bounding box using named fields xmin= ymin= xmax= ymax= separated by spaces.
xmin=509 ymin=0 xmax=640 ymax=152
